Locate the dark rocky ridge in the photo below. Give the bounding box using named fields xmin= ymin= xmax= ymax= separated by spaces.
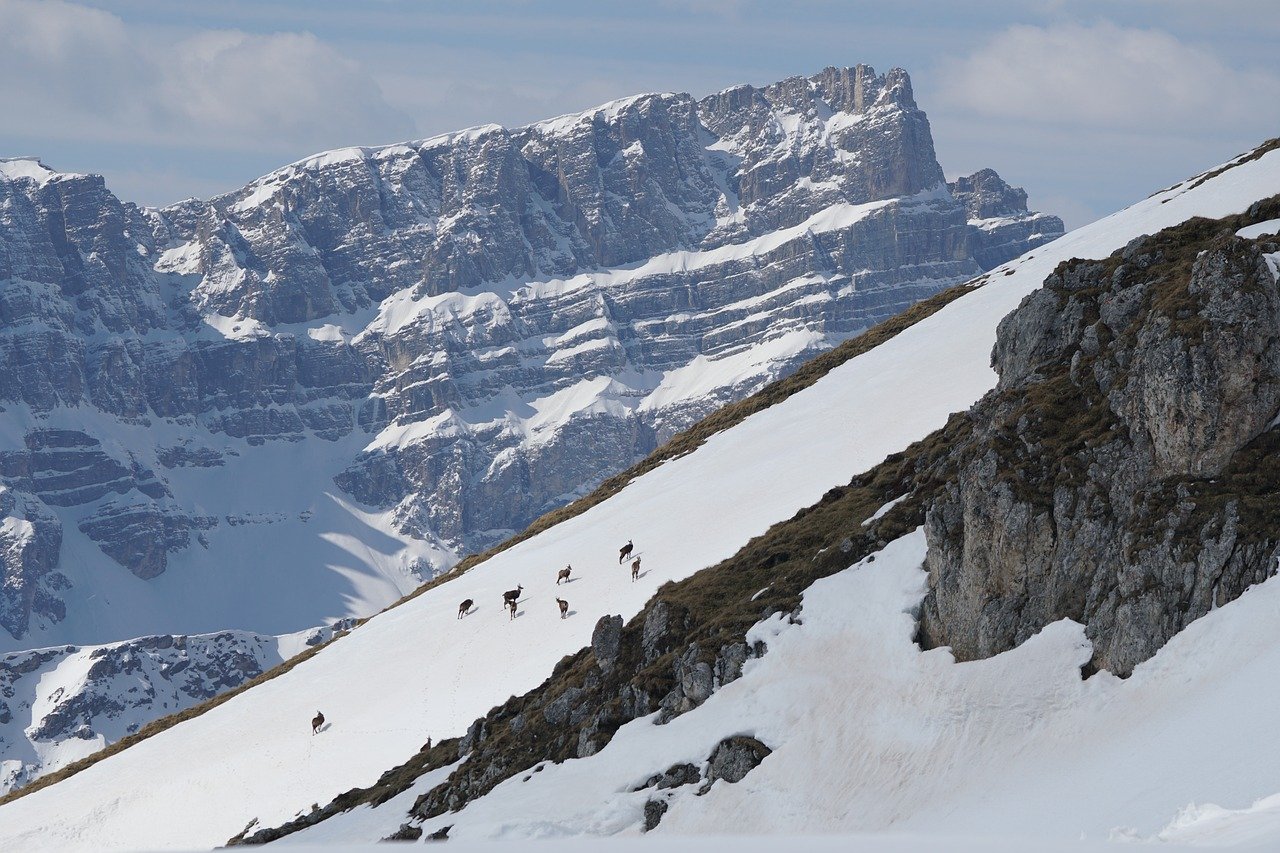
xmin=919 ymin=198 xmax=1280 ymax=675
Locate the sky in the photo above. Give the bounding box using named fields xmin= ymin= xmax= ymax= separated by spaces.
xmin=1 ymin=1 xmax=1278 ymax=229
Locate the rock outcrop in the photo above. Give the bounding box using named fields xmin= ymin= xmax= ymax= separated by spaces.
xmin=0 ymin=486 xmax=63 ymax=641
xmin=919 ymin=202 xmax=1280 ymax=675
xmin=949 ymin=169 xmax=1065 ymax=270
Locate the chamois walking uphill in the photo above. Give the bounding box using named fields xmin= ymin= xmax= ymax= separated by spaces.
xmin=310 ymin=711 xmax=324 ymax=736
xmin=618 ymin=540 xmax=634 ymax=564
xmin=556 ymin=598 xmax=569 ymax=619
xmin=631 ymin=557 xmax=641 ymax=581
xmin=507 ymin=599 xmax=518 ymax=621
xmin=457 ymin=599 xmax=473 ymax=619
xmin=557 ymin=565 xmax=572 ymax=585
xmin=502 ymin=585 xmax=523 ymax=607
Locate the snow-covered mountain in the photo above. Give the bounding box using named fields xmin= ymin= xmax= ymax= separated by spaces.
xmin=0 ymin=131 xmax=1274 ymax=850
xmin=0 ymin=65 xmax=1060 ymax=661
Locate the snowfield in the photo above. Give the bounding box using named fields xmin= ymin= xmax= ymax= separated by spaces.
xmin=289 ymin=531 xmax=1280 ymax=848
xmin=0 ymin=148 xmax=1278 ymax=850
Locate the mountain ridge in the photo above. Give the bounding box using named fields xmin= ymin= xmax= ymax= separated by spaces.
xmin=0 ymin=134 xmax=1271 ymax=850
xmin=0 ymin=63 xmax=1061 ymax=796
xmin=0 ymin=63 xmax=1060 ymax=650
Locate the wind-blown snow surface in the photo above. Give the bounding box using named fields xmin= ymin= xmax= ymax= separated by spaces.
xmin=263 ymin=840 xmax=1244 ymax=853
xmin=0 ymin=149 xmax=1277 ymax=850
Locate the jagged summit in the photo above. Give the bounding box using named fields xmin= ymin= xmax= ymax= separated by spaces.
xmin=949 ymin=168 xmax=1064 ymax=268
xmin=950 ymin=168 xmax=1034 ymax=219
xmin=708 ymin=65 xmax=917 ymax=112
xmin=238 ymin=65 xmax=917 ymax=198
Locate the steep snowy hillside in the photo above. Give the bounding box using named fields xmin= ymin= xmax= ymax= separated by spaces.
xmin=0 ymin=65 xmax=1059 ymax=660
xmin=0 ymin=618 xmax=354 ymax=794
xmin=0 ymin=65 xmax=1061 ymax=793
xmin=285 ymin=534 xmax=1280 ymax=848
xmin=0 ymin=140 xmax=1271 ymax=851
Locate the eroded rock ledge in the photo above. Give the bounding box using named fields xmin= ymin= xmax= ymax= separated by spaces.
xmin=919 ymin=198 xmax=1280 ymax=676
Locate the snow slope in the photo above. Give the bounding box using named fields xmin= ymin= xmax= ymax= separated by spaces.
xmin=0 ymin=620 xmax=353 ymax=794
xmin=0 ymin=147 xmax=1276 ymax=851
xmin=288 ymin=531 xmax=1280 ymax=846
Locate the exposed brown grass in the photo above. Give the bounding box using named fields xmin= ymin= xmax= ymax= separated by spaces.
xmin=1178 ymin=137 xmax=1280 ymax=196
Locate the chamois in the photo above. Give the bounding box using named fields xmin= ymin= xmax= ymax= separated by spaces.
xmin=618 ymin=540 xmax=634 ymax=564
xmin=502 ymin=585 xmax=523 ymax=606
xmin=311 ymin=711 xmax=325 ymax=735
xmin=556 ymin=598 xmax=569 ymax=619
xmin=458 ymin=599 xmax=473 ymax=619
xmin=507 ymin=598 xmax=518 ymax=620
xmin=631 ymin=556 xmax=641 ymax=581
xmin=557 ymin=565 xmax=572 ymax=585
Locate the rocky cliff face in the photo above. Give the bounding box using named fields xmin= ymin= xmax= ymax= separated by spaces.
xmin=949 ymin=168 xmax=1064 ymax=270
xmin=0 ymin=66 xmax=1061 ymax=654
xmin=919 ymin=201 xmax=1280 ymax=675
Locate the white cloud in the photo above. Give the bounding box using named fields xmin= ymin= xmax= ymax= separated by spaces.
xmin=0 ymin=0 xmax=416 ymax=155
xmin=935 ymin=22 xmax=1280 ymax=133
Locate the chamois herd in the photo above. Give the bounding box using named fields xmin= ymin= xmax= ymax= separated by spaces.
xmin=456 ymin=539 xmax=643 ymax=622
xmin=315 ymin=540 xmax=644 ymax=734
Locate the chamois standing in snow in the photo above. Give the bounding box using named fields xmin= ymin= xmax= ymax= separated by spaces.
xmin=507 ymin=598 xmax=518 ymax=620
xmin=556 ymin=598 xmax=569 ymax=619
xmin=618 ymin=540 xmax=634 ymax=564
xmin=557 ymin=565 xmax=572 ymax=585
xmin=631 ymin=557 xmax=641 ymax=581
xmin=311 ymin=711 xmax=325 ymax=735
xmin=458 ymin=599 xmax=473 ymax=619
xmin=502 ymin=585 xmax=523 ymax=606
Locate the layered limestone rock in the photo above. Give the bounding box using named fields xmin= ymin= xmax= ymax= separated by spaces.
xmin=919 ymin=205 xmax=1280 ymax=675
xmin=0 ymin=66 xmax=1061 ymax=648
xmin=949 ymin=168 xmax=1065 ymax=270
